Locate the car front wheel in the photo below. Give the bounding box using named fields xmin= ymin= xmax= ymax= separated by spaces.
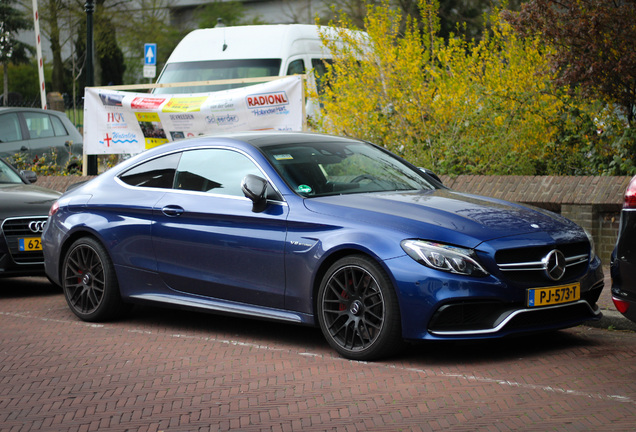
xmin=62 ymin=237 xmax=125 ymax=322
xmin=317 ymin=255 xmax=403 ymax=360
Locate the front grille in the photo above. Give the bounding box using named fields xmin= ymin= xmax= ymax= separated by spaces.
xmin=429 ymin=300 xmax=599 ymax=336
xmin=429 ymin=301 xmax=515 ymax=332
xmin=495 ymin=241 xmax=590 ymax=286
xmin=581 ymin=279 xmax=604 ymax=305
xmin=505 ymin=302 xmax=597 ymax=331
xmin=1 ymin=216 xmax=48 ymax=264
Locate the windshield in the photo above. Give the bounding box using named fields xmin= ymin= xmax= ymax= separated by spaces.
xmin=153 ymin=59 xmax=282 ymax=94
xmin=0 ymin=160 xmax=24 ymax=184
xmin=260 ymin=140 xmax=434 ymax=197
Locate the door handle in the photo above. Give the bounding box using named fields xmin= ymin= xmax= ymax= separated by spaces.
xmin=161 ymin=205 xmax=184 ymax=217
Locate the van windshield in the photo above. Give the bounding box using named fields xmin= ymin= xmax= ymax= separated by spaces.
xmin=153 ymin=59 xmax=282 ymax=94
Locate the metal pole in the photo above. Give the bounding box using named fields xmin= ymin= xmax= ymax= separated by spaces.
xmin=85 ymin=0 xmax=97 ymax=175
xmin=32 ymin=0 xmax=47 ymax=109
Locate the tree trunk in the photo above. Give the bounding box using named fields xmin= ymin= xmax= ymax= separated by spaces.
xmin=45 ymin=0 xmax=65 ymax=92
xmin=2 ymin=62 xmax=8 ymax=106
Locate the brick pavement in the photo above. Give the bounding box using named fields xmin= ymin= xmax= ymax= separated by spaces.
xmin=0 ymin=276 xmax=635 ymax=432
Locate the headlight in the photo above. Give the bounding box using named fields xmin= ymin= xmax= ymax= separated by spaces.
xmin=584 ymin=229 xmax=596 ymax=261
xmin=401 ymin=239 xmax=489 ymax=277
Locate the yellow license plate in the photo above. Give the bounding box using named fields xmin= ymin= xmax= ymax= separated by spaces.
xmin=18 ymin=237 xmax=42 ymax=251
xmin=527 ymin=283 xmax=580 ymax=307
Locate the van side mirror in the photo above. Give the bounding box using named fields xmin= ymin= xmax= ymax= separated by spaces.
xmin=241 ymin=174 xmax=268 ymax=212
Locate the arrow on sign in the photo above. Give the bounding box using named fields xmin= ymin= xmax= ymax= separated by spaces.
xmin=145 ymin=46 xmax=155 ymax=65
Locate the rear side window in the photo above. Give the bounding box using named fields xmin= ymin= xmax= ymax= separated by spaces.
xmin=174 ymin=149 xmax=261 ymax=197
xmin=0 ymin=113 xmax=23 ymax=142
xmin=51 ymin=115 xmax=68 ymax=136
xmin=24 ymin=112 xmax=56 ymax=139
xmin=119 ymin=153 xmax=181 ymax=188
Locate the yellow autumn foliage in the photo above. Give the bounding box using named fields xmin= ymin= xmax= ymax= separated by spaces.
xmin=311 ymin=1 xmax=594 ymax=175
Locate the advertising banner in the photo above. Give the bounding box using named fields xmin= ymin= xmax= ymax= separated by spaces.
xmin=83 ymin=75 xmax=304 ymax=155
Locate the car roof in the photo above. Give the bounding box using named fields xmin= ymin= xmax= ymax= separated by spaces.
xmin=0 ymin=107 xmax=66 ymax=116
xmin=202 ymin=131 xmax=362 ymax=149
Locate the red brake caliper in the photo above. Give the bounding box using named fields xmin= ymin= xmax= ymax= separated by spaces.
xmin=339 ymin=278 xmax=353 ymax=311
xmin=339 ymin=291 xmax=349 ymax=311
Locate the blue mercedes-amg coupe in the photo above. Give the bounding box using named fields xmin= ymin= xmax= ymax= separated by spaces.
xmin=42 ymin=132 xmax=604 ymax=360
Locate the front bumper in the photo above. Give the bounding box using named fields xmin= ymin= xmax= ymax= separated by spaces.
xmin=390 ymin=254 xmax=604 ymax=341
xmin=0 ymin=216 xmax=48 ymax=277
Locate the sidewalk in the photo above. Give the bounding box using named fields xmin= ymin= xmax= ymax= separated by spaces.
xmin=588 ymin=266 xmax=636 ymax=332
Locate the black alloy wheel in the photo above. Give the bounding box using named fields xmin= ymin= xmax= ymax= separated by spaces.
xmin=317 ymin=255 xmax=403 ymax=360
xmin=62 ymin=237 xmax=125 ymax=322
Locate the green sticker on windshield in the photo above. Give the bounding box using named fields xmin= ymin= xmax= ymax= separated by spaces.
xmin=297 ymin=184 xmax=312 ymax=194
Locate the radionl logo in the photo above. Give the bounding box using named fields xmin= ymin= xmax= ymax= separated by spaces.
xmin=246 ymin=92 xmax=289 ymax=108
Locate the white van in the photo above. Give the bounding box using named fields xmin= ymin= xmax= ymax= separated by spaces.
xmin=153 ymin=24 xmax=341 ymax=96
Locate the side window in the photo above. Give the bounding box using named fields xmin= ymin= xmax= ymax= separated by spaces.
xmin=286 ymin=59 xmax=305 ymax=75
xmin=174 ymin=149 xmax=261 ymax=197
xmin=311 ymin=58 xmax=333 ymax=95
xmin=119 ymin=153 xmax=181 ymax=188
xmin=0 ymin=113 xmax=23 ymax=142
xmin=50 ymin=115 xmax=68 ymax=136
xmin=24 ymin=112 xmax=55 ymax=139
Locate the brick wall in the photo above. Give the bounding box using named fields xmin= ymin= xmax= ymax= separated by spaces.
xmin=37 ymin=174 xmax=632 ymax=265
xmin=597 ymin=211 xmax=622 ymax=263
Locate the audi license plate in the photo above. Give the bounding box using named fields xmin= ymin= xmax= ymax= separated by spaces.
xmin=527 ymin=283 xmax=580 ymax=307
xmin=18 ymin=237 xmax=42 ymax=251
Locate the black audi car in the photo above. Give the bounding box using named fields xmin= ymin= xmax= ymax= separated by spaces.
xmin=0 ymin=157 xmax=61 ymax=277
xmin=611 ymin=175 xmax=636 ymax=323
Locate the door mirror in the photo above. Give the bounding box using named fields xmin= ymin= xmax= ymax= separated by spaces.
xmin=419 ymin=167 xmax=442 ymax=185
xmin=20 ymin=170 xmax=38 ymax=184
xmin=241 ymin=174 xmax=268 ymax=212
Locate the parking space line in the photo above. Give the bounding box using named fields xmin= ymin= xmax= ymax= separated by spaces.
xmin=2 ymin=309 xmax=634 ymax=406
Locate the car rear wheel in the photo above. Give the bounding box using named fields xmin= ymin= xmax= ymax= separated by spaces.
xmin=317 ymin=255 xmax=403 ymax=360
xmin=62 ymin=237 xmax=125 ymax=322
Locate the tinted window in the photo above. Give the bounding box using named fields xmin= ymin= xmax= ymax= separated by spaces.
xmin=0 ymin=113 xmax=23 ymax=142
xmin=311 ymin=58 xmax=333 ymax=95
xmin=286 ymin=59 xmax=305 ymax=75
xmin=174 ymin=149 xmax=261 ymax=197
xmin=154 ymin=59 xmax=282 ymax=94
xmin=119 ymin=153 xmax=181 ymax=188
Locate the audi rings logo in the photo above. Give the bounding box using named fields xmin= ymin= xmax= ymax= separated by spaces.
xmin=543 ymin=249 xmax=566 ymax=281
xmin=29 ymin=220 xmax=47 ymax=233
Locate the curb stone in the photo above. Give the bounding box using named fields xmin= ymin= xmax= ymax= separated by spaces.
xmin=587 ymin=308 xmax=636 ymax=332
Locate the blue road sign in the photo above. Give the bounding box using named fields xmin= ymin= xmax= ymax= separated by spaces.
xmin=144 ymin=43 xmax=157 ymax=66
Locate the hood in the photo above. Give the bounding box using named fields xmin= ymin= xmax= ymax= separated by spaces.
xmin=0 ymin=184 xmax=61 ymax=219
xmin=304 ymin=189 xmax=583 ymax=248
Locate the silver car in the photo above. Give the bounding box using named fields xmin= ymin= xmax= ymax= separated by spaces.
xmin=0 ymin=107 xmax=83 ymax=168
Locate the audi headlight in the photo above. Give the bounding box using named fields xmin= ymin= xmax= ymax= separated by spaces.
xmin=401 ymin=239 xmax=489 ymax=277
